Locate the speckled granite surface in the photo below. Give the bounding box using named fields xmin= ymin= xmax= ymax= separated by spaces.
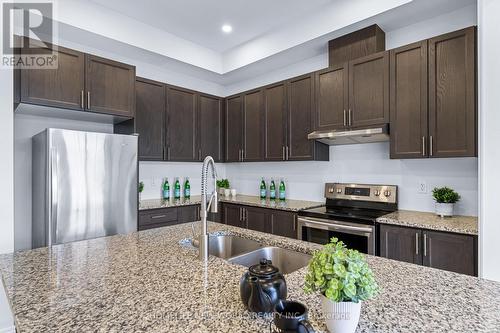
xmin=377 ymin=210 xmax=478 ymax=235
xmin=140 ymin=194 xmax=324 ymax=212
xmin=1 ymin=222 xmax=499 ymax=332
xmin=139 ymin=196 xmax=202 ymax=210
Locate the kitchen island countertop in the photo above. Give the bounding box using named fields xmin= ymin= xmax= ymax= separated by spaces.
xmin=1 ymin=222 xmax=498 ymax=332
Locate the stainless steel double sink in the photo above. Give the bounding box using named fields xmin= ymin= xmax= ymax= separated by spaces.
xmin=189 ymin=235 xmax=311 ymax=274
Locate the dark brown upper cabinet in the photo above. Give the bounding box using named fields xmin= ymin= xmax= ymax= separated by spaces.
xmin=428 ymin=27 xmax=477 ymax=158
xmin=243 ymin=90 xmax=264 ymax=162
xmin=135 ymin=77 xmax=165 ymax=161
xmin=19 ymin=43 xmax=85 ymax=111
xmin=225 ymin=95 xmax=244 ymax=162
xmin=390 ymin=41 xmax=429 ymax=159
xmin=198 ymin=94 xmax=224 ymax=162
xmin=165 ymin=86 xmax=198 ymax=161
xmin=85 ymin=55 xmax=135 ymax=117
xmin=349 ymin=51 xmax=390 ymax=127
xmin=264 ymin=82 xmax=287 ymax=161
xmin=288 ymin=74 xmax=329 ymax=161
xmin=315 ymin=64 xmax=348 ymax=131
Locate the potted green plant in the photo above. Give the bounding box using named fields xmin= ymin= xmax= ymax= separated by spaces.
xmin=138 ymin=181 xmax=144 ymax=201
xmin=216 ymin=179 xmax=230 ymax=196
xmin=432 ymin=186 xmax=460 ymax=217
xmin=304 ymin=238 xmax=379 ymax=333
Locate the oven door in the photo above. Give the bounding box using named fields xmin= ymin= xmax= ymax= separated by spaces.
xmin=297 ymin=216 xmax=375 ymax=255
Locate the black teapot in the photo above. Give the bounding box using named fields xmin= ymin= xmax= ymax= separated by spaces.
xmin=240 ymin=258 xmax=287 ymax=314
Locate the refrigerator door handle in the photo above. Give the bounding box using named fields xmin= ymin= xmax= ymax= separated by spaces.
xmin=50 ymin=147 xmax=58 ymax=246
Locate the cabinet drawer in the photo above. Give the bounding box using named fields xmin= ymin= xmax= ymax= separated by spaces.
xmin=139 ymin=208 xmax=178 ymax=227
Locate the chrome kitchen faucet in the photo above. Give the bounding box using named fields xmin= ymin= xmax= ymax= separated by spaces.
xmin=198 ymin=156 xmax=218 ymax=262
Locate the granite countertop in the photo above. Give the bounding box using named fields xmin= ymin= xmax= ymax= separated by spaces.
xmin=1 ymin=223 xmax=499 ymax=332
xmin=377 ymin=210 xmax=478 ymax=235
xmin=140 ymin=194 xmax=324 ymax=212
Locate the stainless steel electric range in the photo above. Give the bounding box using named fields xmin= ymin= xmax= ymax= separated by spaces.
xmin=298 ymin=183 xmax=398 ymax=255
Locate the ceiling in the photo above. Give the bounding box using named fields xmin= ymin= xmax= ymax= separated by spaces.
xmin=88 ymin=0 xmax=334 ymax=52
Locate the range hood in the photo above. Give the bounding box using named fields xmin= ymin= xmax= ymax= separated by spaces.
xmin=308 ymin=125 xmax=389 ymax=146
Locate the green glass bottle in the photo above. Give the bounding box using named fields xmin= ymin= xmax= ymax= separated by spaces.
xmin=279 ymin=179 xmax=286 ymax=201
xmin=162 ymin=178 xmax=170 ymax=200
xmin=184 ymin=177 xmax=191 ymax=199
xmin=260 ymin=178 xmax=267 ymax=199
xmin=269 ymin=179 xmax=276 ymax=200
xmin=174 ymin=178 xmax=181 ymax=199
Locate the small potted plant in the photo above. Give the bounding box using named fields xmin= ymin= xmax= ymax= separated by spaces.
xmin=138 ymin=181 xmax=144 ymax=201
xmin=216 ymin=179 xmax=230 ymax=196
xmin=432 ymin=186 xmax=460 ymax=217
xmin=304 ymin=238 xmax=378 ymax=333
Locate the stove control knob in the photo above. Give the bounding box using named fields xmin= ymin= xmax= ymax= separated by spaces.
xmin=336 ymin=188 xmax=342 ymax=194
xmin=328 ymin=187 xmax=334 ymax=194
xmin=384 ymin=191 xmax=392 ymax=197
xmin=374 ymin=190 xmax=380 ymax=196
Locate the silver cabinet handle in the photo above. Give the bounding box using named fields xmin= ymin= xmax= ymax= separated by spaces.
xmin=423 ymin=234 xmax=427 ymax=256
xmin=429 ymin=136 xmax=434 ymax=156
xmin=167 ymin=147 xmax=171 ymax=160
xmin=348 ymin=109 xmax=352 ymax=126
xmin=239 ymin=207 xmax=242 ymax=221
xmin=244 ymin=208 xmax=247 ymax=221
xmin=151 ymin=214 xmax=167 ymax=219
xmin=286 ymin=146 xmax=289 ymax=161
xmin=282 ymin=146 xmax=285 ymax=160
xmin=87 ymin=91 xmax=90 ymax=109
xmin=422 ymin=137 xmax=426 ymax=157
xmin=80 ymin=90 xmax=84 ymax=109
xmin=415 ymin=233 xmax=419 ymax=255
xmin=198 ymin=149 xmax=202 ymax=161
xmin=343 ymin=110 xmax=347 ymax=127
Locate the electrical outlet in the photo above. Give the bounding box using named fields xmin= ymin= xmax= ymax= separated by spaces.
xmin=418 ymin=181 xmax=427 ymax=194
xmin=151 ymin=178 xmax=157 ymax=187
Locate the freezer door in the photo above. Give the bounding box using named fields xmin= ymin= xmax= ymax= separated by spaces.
xmin=49 ymin=129 xmax=137 ymax=245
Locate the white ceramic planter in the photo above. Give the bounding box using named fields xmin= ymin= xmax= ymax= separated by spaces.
xmin=321 ymin=295 xmax=361 ymax=333
xmin=435 ymin=203 xmax=454 ymax=217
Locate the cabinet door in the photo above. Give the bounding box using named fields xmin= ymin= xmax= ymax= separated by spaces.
xmin=349 ymin=51 xmax=389 ymax=127
xmin=135 ymin=78 xmax=165 ymax=161
xmin=166 ymin=86 xmax=198 ymax=161
xmin=138 ymin=208 xmax=178 ymax=230
xmin=199 ymin=94 xmax=224 ymax=162
xmin=85 ymin=55 xmax=135 ymax=117
xmin=315 ymin=64 xmax=348 ymax=130
xmin=287 ymin=74 xmax=316 ymax=160
xmin=20 ymin=43 xmax=85 ymax=110
xmin=390 ymin=41 xmax=428 ymax=159
xmin=246 ymin=207 xmax=271 ymax=233
xmin=428 ymin=27 xmax=476 ymax=158
xmin=422 ymin=230 xmax=476 ymax=276
xmin=264 ymin=82 xmax=287 ymax=161
xmin=243 ymin=90 xmax=264 ymax=161
xmin=178 ymin=206 xmax=199 ymax=224
xmin=379 ymin=225 xmax=422 ymax=265
xmin=223 ymin=204 xmax=246 ymax=228
xmin=271 ymin=211 xmax=297 ymax=239
xmin=225 ymin=96 xmax=243 ymax=162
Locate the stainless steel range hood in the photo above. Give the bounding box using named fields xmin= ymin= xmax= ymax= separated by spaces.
xmin=308 ymin=125 xmax=389 ymax=146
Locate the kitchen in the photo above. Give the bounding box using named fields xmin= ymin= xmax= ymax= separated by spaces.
xmin=1 ymin=0 xmax=499 ymax=332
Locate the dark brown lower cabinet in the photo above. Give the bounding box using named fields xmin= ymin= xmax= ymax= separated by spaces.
xmin=139 ymin=205 xmax=199 ymax=231
xmin=221 ymin=204 xmax=297 ymax=239
xmin=271 ymin=210 xmax=297 ymax=239
xmin=223 ymin=204 xmax=246 ymax=228
xmin=422 ymin=230 xmax=476 ymax=276
xmin=379 ymin=224 xmax=422 ymax=265
xmin=379 ymin=224 xmax=477 ymax=276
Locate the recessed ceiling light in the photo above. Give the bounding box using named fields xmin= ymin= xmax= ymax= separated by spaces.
xmin=222 ymin=24 xmax=232 ymax=33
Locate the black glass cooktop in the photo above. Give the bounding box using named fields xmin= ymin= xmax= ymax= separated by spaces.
xmin=299 ymin=205 xmax=393 ymax=224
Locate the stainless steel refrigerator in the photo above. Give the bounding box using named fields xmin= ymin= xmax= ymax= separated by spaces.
xmin=32 ymin=128 xmax=138 ymax=248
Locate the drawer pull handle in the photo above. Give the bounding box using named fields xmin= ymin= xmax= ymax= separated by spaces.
xmin=151 ymin=215 xmax=167 ymax=219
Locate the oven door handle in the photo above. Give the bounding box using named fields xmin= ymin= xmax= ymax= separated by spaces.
xmin=297 ymin=217 xmax=374 ymax=234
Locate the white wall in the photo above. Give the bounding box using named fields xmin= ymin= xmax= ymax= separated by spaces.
xmin=225 ymin=143 xmax=478 ymax=216
xmin=478 ymin=0 xmax=500 ymax=282
xmin=139 ymin=162 xmax=226 ymax=200
xmin=14 ymin=114 xmax=113 ymax=251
